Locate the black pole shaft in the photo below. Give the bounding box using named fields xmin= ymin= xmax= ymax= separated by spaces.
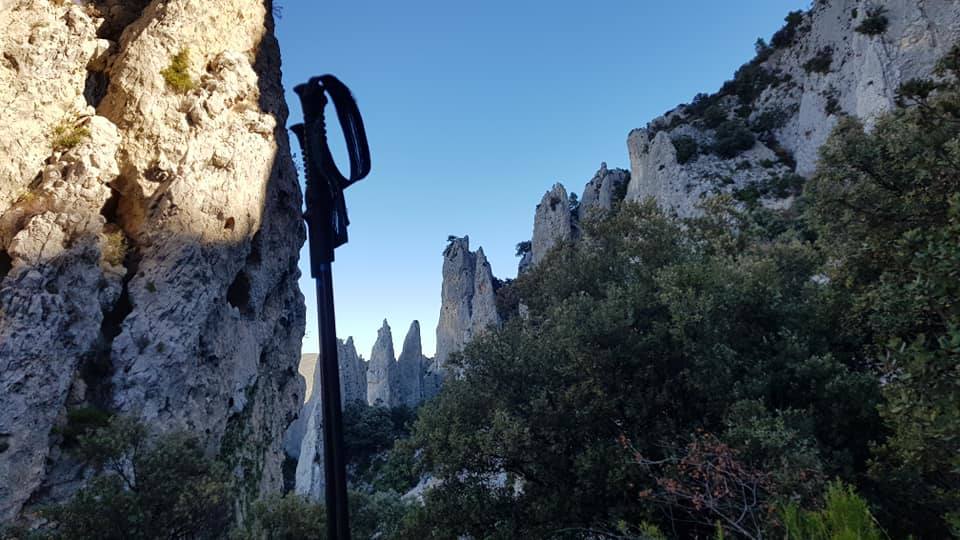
xmin=315 ymin=262 xmax=350 ymax=539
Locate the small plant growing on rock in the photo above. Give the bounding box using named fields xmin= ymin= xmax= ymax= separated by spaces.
xmin=102 ymin=229 xmax=127 ymax=266
xmin=161 ymin=48 xmax=196 ymax=93
xmin=711 ymin=120 xmax=756 ymax=159
xmin=671 ymin=135 xmax=699 ymax=164
xmin=803 ymin=47 xmax=833 ymax=74
xmin=856 ymin=7 xmax=889 ymax=36
xmin=51 ymin=120 xmax=90 ymax=151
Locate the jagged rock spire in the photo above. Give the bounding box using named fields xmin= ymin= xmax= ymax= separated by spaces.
xmin=429 ymin=236 xmax=500 ymax=397
xmin=531 ymin=183 xmax=573 ymax=266
xmin=580 ymin=162 xmax=630 ymax=217
xmin=397 ymin=321 xmax=427 ymax=408
xmin=367 ymin=320 xmax=399 ymax=407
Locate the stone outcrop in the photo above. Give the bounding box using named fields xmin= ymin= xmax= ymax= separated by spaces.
xmin=367 ymin=320 xmax=399 ymax=406
xmin=429 ymin=236 xmax=500 ymax=396
xmin=625 ymin=0 xmax=960 ymax=217
xmin=0 ymin=0 xmax=304 ymax=523
xmin=293 ymin=338 xmax=367 ymax=498
xmin=530 ymin=183 xmax=573 ymax=266
xmin=580 ymin=162 xmax=630 ymax=218
xmin=397 ymin=321 xmax=428 ymax=408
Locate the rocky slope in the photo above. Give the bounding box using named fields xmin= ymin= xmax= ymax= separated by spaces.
xmin=625 ymin=0 xmax=960 ymax=217
xmin=0 ymin=0 xmax=303 ymax=523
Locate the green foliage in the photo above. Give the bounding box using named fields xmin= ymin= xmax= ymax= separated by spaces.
xmin=515 ymin=240 xmax=531 ymax=257
xmin=233 ymin=494 xmax=326 ymax=540
xmin=671 ymin=135 xmax=699 ymax=164
xmin=711 ymin=120 xmax=756 ymax=158
xmin=342 ymin=402 xmax=413 ymax=471
xmin=40 ymin=417 xmax=232 ymax=540
xmin=399 ymin=198 xmax=882 ymax=537
xmin=803 ymin=47 xmax=834 ymax=74
xmin=781 ymin=481 xmax=884 ymax=540
xmin=855 ymin=7 xmax=889 ymax=36
xmin=56 ymin=406 xmax=112 ymax=448
xmin=804 ymin=46 xmax=960 ymax=536
xmin=50 ymin=120 xmax=90 ymax=151
xmin=160 ymin=48 xmax=195 ymax=93
xmin=102 ymin=228 xmax=127 ymax=266
xmin=751 ymin=108 xmax=788 ymax=134
xmin=702 ymin=103 xmax=728 ymax=129
xmin=771 ymin=10 xmax=805 ymax=48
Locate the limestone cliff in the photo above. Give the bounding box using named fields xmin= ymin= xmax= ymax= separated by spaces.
xmin=531 ymin=183 xmax=573 ymax=267
xmin=367 ymin=320 xmax=399 ymax=407
xmin=625 ymin=0 xmax=960 ymax=217
xmin=429 ymin=236 xmax=500 ymax=396
xmin=0 ymin=0 xmax=303 ymax=522
xmin=397 ymin=321 xmax=428 ymax=408
xmin=293 ymin=338 xmax=367 ymax=498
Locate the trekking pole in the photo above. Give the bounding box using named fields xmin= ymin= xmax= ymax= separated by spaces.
xmin=291 ymin=75 xmax=371 ymax=540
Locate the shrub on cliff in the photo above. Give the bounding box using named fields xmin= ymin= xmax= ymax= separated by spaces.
xmin=39 ymin=417 xmax=232 ymax=539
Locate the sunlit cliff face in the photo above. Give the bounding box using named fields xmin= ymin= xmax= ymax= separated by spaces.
xmin=0 ymin=0 xmax=305 ymax=523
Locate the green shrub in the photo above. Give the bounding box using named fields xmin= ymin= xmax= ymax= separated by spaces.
xmin=161 ymin=48 xmax=196 ymax=93
xmin=855 ymin=7 xmax=889 ymax=36
xmin=671 ymin=135 xmax=699 ymax=164
xmin=702 ymin=104 xmax=728 ymax=129
xmin=781 ymin=481 xmax=884 ymax=540
xmin=711 ymin=120 xmax=755 ymax=158
xmin=752 ymin=108 xmax=788 ymax=133
xmin=771 ymin=10 xmax=805 ymax=48
xmin=51 ymin=120 xmax=90 ymax=151
xmin=41 ymin=417 xmax=232 ymax=539
xmin=234 ymin=494 xmax=326 ymax=540
xmin=804 ymin=47 xmax=834 ymax=74
xmin=57 ymin=406 xmax=112 ymax=448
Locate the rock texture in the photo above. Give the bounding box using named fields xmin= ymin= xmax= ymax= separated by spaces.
xmin=0 ymin=0 xmax=304 ymax=523
xmin=429 ymin=236 xmax=500 ymax=396
xmin=293 ymin=338 xmax=367 ymax=498
xmin=580 ymin=162 xmax=630 ymax=218
xmin=367 ymin=320 xmax=399 ymax=406
xmin=625 ymin=0 xmax=960 ymax=217
xmin=397 ymin=321 xmax=428 ymax=408
xmin=530 ymin=183 xmax=573 ymax=266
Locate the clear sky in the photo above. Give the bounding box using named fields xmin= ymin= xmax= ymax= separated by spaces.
xmin=276 ymin=0 xmax=810 ymax=359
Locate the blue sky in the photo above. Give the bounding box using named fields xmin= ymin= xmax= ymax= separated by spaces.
xmin=276 ymin=0 xmax=810 ymax=358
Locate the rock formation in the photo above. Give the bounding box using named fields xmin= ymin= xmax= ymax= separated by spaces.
xmin=0 ymin=0 xmax=304 ymax=523
xmin=367 ymin=320 xmax=399 ymax=407
xmin=625 ymin=0 xmax=960 ymax=217
xmin=530 ymin=183 xmax=573 ymax=266
xmin=580 ymin=162 xmax=630 ymax=218
xmin=397 ymin=321 xmax=428 ymax=408
xmin=293 ymin=338 xmax=367 ymax=498
xmin=429 ymin=236 xmax=500 ymax=396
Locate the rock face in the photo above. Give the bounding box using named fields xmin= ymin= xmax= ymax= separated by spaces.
xmin=625 ymin=0 xmax=960 ymax=217
xmin=293 ymin=338 xmax=367 ymax=498
xmin=531 ymin=183 xmax=573 ymax=266
xmin=580 ymin=162 xmax=630 ymax=218
xmin=429 ymin=236 xmax=500 ymax=396
xmin=397 ymin=321 xmax=428 ymax=408
xmin=367 ymin=320 xmax=399 ymax=407
xmin=0 ymin=0 xmax=304 ymax=523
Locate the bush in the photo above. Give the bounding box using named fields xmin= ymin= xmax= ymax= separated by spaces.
xmin=771 ymin=10 xmax=805 ymax=48
xmin=51 ymin=120 xmax=90 ymax=151
xmin=234 ymin=494 xmax=326 ymax=540
xmin=161 ymin=48 xmax=195 ymax=93
xmin=101 ymin=228 xmax=127 ymax=266
xmin=752 ymin=108 xmax=788 ymax=134
xmin=702 ymin=104 xmax=728 ymax=129
xmin=803 ymin=47 xmax=834 ymax=74
xmin=855 ymin=7 xmax=889 ymax=36
xmin=781 ymin=481 xmax=884 ymax=540
xmin=711 ymin=120 xmax=755 ymax=158
xmin=41 ymin=417 xmax=232 ymax=539
xmin=671 ymin=135 xmax=699 ymax=164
